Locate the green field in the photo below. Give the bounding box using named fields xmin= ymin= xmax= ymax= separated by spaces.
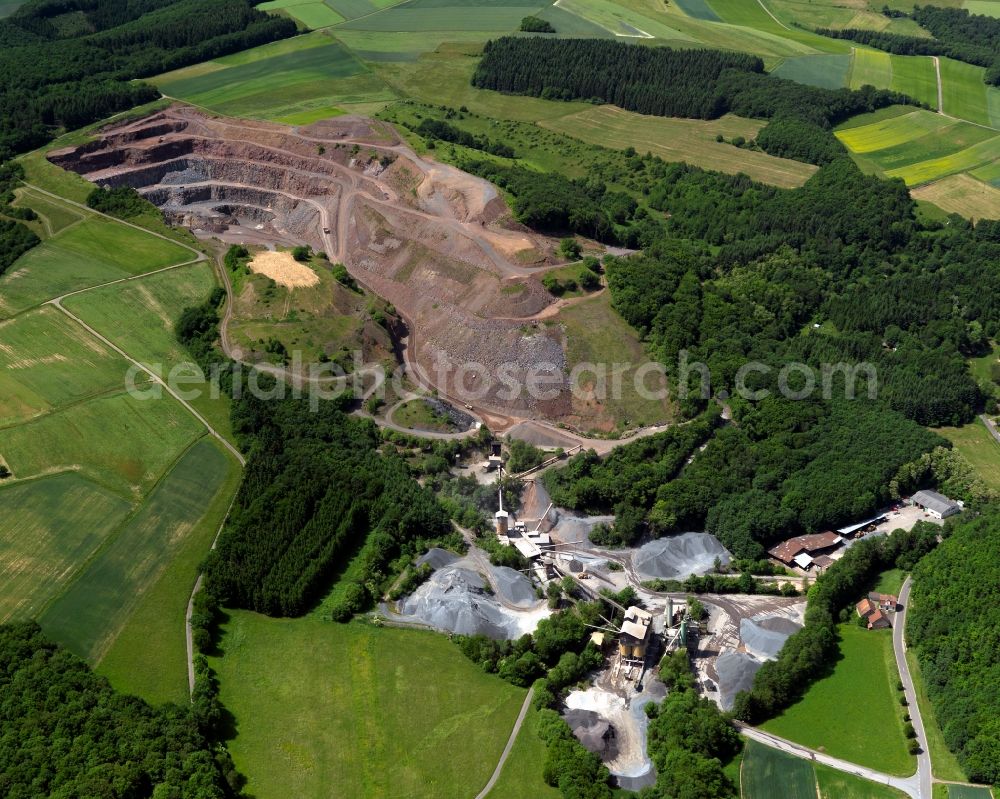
xmin=0 ymin=473 xmax=131 ymax=623
xmin=741 ymin=739 xmax=819 ymax=799
xmin=96 ymin=441 xmax=240 ymax=703
xmin=38 ymin=437 xmax=232 ymax=664
xmin=155 ymin=32 xmax=395 ymax=119
xmin=0 ymin=306 xmax=127 ymax=427
xmin=540 ymin=105 xmax=818 ymax=188
xmin=939 ymin=57 xmax=991 ymax=126
xmin=813 ymin=763 xmax=908 ymax=798
xmin=674 ymin=0 xmax=720 ymax=21
xmin=948 ymin=787 xmax=994 ymax=799
xmin=938 ymin=422 xmax=1000 ymax=492
xmin=964 ymin=0 xmax=1000 ymax=16
xmin=488 ymin=706 xmax=560 ymax=799
xmin=13 ymin=186 xmax=85 ymax=236
xmin=740 ymin=740 xmax=907 ymax=799
xmin=761 ymin=623 xmax=914 ymax=776
xmin=835 ymin=110 xmax=956 ymax=154
xmin=0 ymin=390 xmax=205 ymax=496
xmin=890 ymin=55 xmax=939 ymax=109
xmin=0 ymin=214 xmax=192 ymax=317
xmin=211 ymin=613 xmax=527 ymax=799
xmin=772 ymin=53 xmax=852 ymax=90
xmin=851 ymin=48 xmax=893 ymax=91
xmin=64 ymin=261 xmax=234 ymax=442
xmin=258 ymin=0 xmax=346 ymax=28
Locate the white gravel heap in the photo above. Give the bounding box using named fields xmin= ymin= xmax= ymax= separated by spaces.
xmin=633 ymin=533 xmax=732 ymax=580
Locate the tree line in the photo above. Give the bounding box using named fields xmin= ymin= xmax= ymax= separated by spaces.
xmin=0 ymin=161 xmax=40 ymax=277
xmin=819 ymin=6 xmax=1000 ymax=85
xmin=908 ymin=508 xmax=1000 ymax=784
xmin=471 ymin=37 xmax=915 ymax=165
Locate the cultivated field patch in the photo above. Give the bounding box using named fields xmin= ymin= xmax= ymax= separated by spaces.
xmin=539 ymin=105 xmax=817 ymax=187
xmin=39 ymin=437 xmax=233 ymax=663
xmin=0 ymin=473 xmax=131 ymax=624
xmin=886 ymin=134 xmax=1000 ymax=184
xmin=947 ymin=786 xmax=994 ymax=799
xmin=0 ymin=390 xmax=205 ymax=497
xmin=890 ymin=54 xmax=939 ymax=109
xmin=63 ymin=261 xmax=234 ymax=441
xmin=0 ymin=306 xmax=126 ymax=427
xmin=258 ymin=0 xmax=346 ymax=27
xmin=155 ymin=33 xmax=394 ymax=119
xmin=771 ymin=53 xmax=851 ymax=90
xmin=850 ymin=48 xmax=893 ymax=91
xmin=0 ymin=214 xmax=191 ymax=316
xmin=211 ymin=613 xmax=527 ymax=799
xmin=939 ymin=57 xmax=991 ymax=125
xmin=741 ymin=739 xmax=817 ymax=799
xmin=673 ymin=0 xmax=720 ymax=21
xmin=912 ymin=173 xmax=1000 ymax=219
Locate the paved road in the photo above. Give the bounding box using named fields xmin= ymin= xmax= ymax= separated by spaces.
xmin=737 ymin=723 xmax=921 ymax=798
xmin=475 ymin=686 xmax=535 ymax=799
xmin=895 ymin=577 xmax=933 ymax=799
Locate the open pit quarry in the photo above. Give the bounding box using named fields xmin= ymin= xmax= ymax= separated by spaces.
xmin=48 ymin=106 xmax=592 ymax=426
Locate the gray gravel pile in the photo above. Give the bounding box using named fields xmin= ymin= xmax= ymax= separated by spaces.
xmin=397 ymin=566 xmax=523 ymax=639
xmin=716 ymin=651 xmax=762 ymax=711
xmin=564 ymin=709 xmax=619 ymax=761
xmin=415 ymin=547 xmax=459 ymax=571
xmin=633 ymin=533 xmax=732 ymax=580
xmin=552 ymin=513 xmax=616 ymax=544
xmin=740 ymin=616 xmax=803 ymax=661
xmin=492 ymin=566 xmax=538 ymax=608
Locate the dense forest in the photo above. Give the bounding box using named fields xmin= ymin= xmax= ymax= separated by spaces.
xmin=0 ymin=161 xmax=40 ymax=276
xmin=0 ymin=622 xmax=241 ymax=798
xmin=472 ymin=37 xmax=915 ymax=165
xmin=0 ymin=0 xmax=295 ymax=159
xmin=539 ymin=150 xmax=993 ymax=555
xmin=819 ymin=6 xmax=1000 ymax=85
xmin=203 ymin=391 xmax=453 ymax=616
xmin=909 ymin=509 xmax=1000 ymax=784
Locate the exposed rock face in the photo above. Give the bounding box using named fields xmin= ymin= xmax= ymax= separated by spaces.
xmin=50 ymin=106 xmax=580 ymax=421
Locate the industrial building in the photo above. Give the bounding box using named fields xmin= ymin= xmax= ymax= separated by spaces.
xmin=618 ymin=606 xmax=654 ymax=660
xmin=910 ymin=489 xmax=961 ymax=520
xmin=768 ymin=531 xmax=844 ymax=570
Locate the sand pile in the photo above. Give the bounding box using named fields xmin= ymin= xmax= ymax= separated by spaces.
xmin=633 ymin=533 xmax=732 ymax=580
xmin=248 ymin=251 xmax=319 ymax=287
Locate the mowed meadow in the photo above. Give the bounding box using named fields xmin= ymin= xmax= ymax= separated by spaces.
xmin=0 ymin=180 xmax=241 ymax=702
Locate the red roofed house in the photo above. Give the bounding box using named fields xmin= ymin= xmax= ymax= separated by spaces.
xmin=866 ymin=609 xmax=891 ymax=630
xmin=868 ymin=593 xmax=899 ymax=612
xmin=768 ymin=532 xmax=844 ymax=570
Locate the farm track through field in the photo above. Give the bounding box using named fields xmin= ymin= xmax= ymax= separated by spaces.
xmin=17 ymin=185 xmax=247 ymax=696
